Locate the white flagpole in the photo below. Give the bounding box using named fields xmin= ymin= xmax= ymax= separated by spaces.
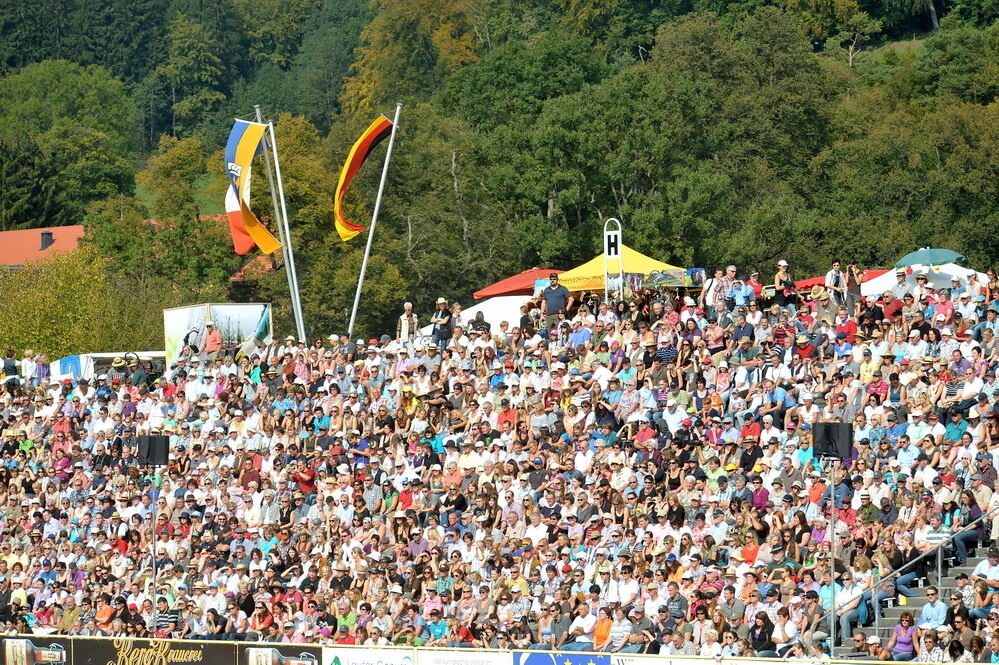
xmin=258 ymin=116 xmax=308 ymax=341
xmin=254 ymin=106 xmax=306 ymax=342
xmin=348 ymin=103 xmax=402 ymax=338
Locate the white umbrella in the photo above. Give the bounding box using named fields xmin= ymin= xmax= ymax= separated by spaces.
xmin=861 ymin=262 xmax=988 ymax=297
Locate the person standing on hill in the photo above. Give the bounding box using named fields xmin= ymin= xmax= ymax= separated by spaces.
xmin=541 ymin=273 xmax=573 ymax=331
xmin=397 ymin=302 xmax=419 ymax=348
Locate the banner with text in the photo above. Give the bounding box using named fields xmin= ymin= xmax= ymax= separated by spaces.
xmin=324 ymin=646 xmax=414 ymax=665
xmin=0 ymin=635 xmax=874 ymax=665
xmin=416 ymin=648 xmax=502 ymax=665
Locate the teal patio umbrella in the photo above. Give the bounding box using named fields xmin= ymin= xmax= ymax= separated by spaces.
xmin=895 ymin=248 xmax=965 ymax=268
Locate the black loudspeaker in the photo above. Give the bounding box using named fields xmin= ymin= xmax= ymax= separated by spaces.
xmin=812 ymin=422 xmax=853 ymax=459
xmin=136 ymin=435 xmax=170 ymax=466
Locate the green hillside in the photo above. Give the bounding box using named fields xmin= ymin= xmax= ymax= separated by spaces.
xmin=0 ymin=0 xmax=997 ymax=337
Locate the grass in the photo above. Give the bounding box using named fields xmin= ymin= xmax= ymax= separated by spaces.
xmin=134 ymin=174 xmax=225 ymax=218
xmin=880 ymin=37 xmax=927 ymax=53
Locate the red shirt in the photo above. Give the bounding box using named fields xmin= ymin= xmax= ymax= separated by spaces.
xmin=866 ymin=380 xmax=889 ymax=398
xmin=634 ymin=425 xmax=657 ymax=445
xmin=293 ymin=468 xmax=316 ymax=494
xmin=741 ymin=421 xmax=762 ymax=440
xmin=453 ymin=624 xmax=475 ymax=643
xmin=497 ymin=408 xmax=517 ymax=429
xmin=835 ymin=507 xmax=857 ymax=526
xmin=835 ymin=319 xmax=858 ymax=343
xmin=277 ymin=589 xmax=303 ymax=608
xmin=153 ymin=522 xmax=175 ymax=538
xmin=883 ymin=299 xmax=904 ymax=321
xmin=794 ymin=344 xmax=817 ymax=360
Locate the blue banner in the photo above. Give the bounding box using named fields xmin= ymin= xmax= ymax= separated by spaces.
xmin=512 ymin=652 xmax=610 ymax=665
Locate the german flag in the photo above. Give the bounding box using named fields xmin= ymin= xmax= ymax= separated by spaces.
xmin=334 ymin=115 xmax=393 ymax=241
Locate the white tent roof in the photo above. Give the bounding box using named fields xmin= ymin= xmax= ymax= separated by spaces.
xmin=861 ymin=263 xmax=988 ymax=296
xmin=419 ymin=295 xmax=528 ymax=336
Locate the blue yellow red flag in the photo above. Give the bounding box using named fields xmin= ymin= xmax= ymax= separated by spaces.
xmin=224 ymin=120 xmax=282 ymax=255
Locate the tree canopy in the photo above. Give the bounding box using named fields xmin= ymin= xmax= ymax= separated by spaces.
xmin=1 ymin=0 xmax=998 ymax=342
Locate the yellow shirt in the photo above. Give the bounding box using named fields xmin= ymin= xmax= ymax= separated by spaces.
xmin=859 ymin=360 xmax=879 ymax=384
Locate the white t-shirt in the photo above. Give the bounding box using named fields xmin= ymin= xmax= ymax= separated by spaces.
xmin=524 ymin=522 xmax=550 ymax=546
xmin=568 ymin=613 xmax=597 ymax=643
xmin=835 ymin=583 xmax=863 ymax=610
xmin=616 ymin=578 xmax=640 ymax=607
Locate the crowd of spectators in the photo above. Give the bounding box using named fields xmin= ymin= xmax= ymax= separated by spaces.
xmin=2 ymin=261 xmax=999 ymax=660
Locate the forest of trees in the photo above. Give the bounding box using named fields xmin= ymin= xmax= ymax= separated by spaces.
xmin=0 ymin=0 xmax=997 ymax=339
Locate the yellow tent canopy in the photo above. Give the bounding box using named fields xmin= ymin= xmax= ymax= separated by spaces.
xmin=558 ymin=245 xmax=683 ymax=291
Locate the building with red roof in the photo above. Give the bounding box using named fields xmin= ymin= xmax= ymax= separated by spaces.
xmin=0 ymin=225 xmax=85 ymax=268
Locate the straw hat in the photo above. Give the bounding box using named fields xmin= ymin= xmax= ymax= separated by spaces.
xmin=809 ymin=285 xmax=829 ymax=301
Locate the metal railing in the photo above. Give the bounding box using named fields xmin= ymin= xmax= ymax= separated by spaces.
xmin=816 ymin=504 xmax=998 ymax=647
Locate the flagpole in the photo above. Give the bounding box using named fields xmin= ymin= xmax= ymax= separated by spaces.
xmin=255 ymin=106 xmax=291 ymax=254
xmin=268 ymin=120 xmax=307 ymax=343
xmin=253 ymin=106 xmax=306 ymax=342
xmin=348 ymin=103 xmax=401 ymax=338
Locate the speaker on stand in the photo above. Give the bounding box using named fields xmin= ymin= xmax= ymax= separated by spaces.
xmin=136 ymin=435 xmax=170 ymax=466
xmin=811 ymin=420 xmax=852 ymax=651
xmin=137 ymin=433 xmax=170 ymax=631
xmin=812 ymin=422 xmax=853 ymax=459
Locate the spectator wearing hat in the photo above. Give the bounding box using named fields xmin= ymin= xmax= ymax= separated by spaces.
xmin=429 ymin=298 xmax=453 ymax=350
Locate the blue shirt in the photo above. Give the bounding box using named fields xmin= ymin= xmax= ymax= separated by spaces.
xmin=351 ymin=438 xmax=370 ymax=465
xmin=819 ymin=582 xmax=841 ymax=611
xmin=616 ymin=367 xmax=637 ymax=385
xmin=896 ymin=442 xmax=921 ymax=469
xmin=885 ymin=423 xmax=908 ymax=444
xmin=312 ymin=414 xmax=331 ymax=434
xmin=568 ymin=327 xmax=592 ymax=347
xmin=833 ymin=342 xmax=853 ymax=359
xmin=945 ymin=420 xmax=968 ymax=441
xmin=919 ymin=599 xmax=947 ymax=629
xmin=728 ymin=284 xmax=756 ymax=306
xmin=766 ymin=386 xmax=791 ymax=408
xmin=428 ymin=619 xmax=448 ymax=639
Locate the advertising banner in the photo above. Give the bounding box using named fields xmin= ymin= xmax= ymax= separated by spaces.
xmin=641 ymin=269 xmax=691 ymax=289
xmin=2 ymin=636 xmax=72 ymax=665
xmin=0 ymin=635 xmax=859 ymax=665
xmin=610 ymin=655 xmax=661 ymax=665
xmin=72 ymin=637 xmax=233 ymax=665
xmin=417 ymin=648 xmax=500 ymax=665
xmin=512 ymin=652 xmax=610 ymax=665
xmin=612 ymin=657 xmax=782 ymax=665
xmin=324 ymin=646 xmax=415 ymax=665
xmin=533 ymin=278 xmax=551 ymax=297
xmin=163 ymin=302 xmax=272 ymax=367
xmin=237 ymin=643 xmax=323 ymax=665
